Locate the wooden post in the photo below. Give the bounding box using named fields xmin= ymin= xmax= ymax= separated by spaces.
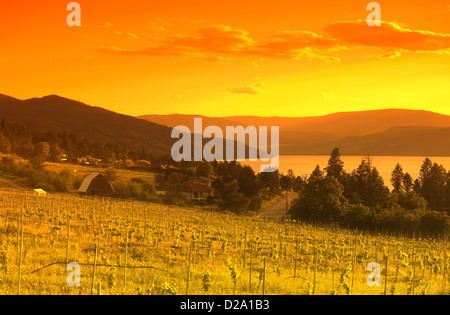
xmin=443 ymin=244 xmax=447 ymax=281
xmin=243 ymin=233 xmax=247 ymax=268
xmin=313 ymin=247 xmax=317 ymax=295
xmin=17 ymin=200 xmax=24 ymax=295
xmin=412 ymin=237 xmax=416 ymax=295
xmin=65 ymin=218 xmax=71 ymax=266
xmin=294 ymin=238 xmax=298 ymax=279
xmin=351 ymin=234 xmax=357 ymax=290
xmin=249 ymin=243 xmax=253 ymax=293
xmin=124 ymin=231 xmax=128 ymax=287
xmin=16 ymin=205 xmax=21 ymax=264
xmin=91 ymin=243 xmax=98 ymax=295
xmin=384 ymin=254 xmax=388 ymax=295
xmin=285 ymin=190 xmax=289 ymax=218
xmin=143 ymin=208 xmax=147 ymax=254
xmin=262 ymin=257 xmax=266 ymax=295
xmin=186 ymin=243 xmax=192 ymax=295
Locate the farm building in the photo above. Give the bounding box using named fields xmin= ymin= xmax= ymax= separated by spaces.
xmin=181 ymin=180 xmax=214 ymax=201
xmin=33 ymin=189 xmax=47 ymax=197
xmin=78 ymin=173 xmax=115 ymax=196
xmin=77 ymin=156 xmax=103 ymax=166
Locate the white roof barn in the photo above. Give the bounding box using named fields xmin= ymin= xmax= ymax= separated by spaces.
xmin=78 ymin=173 xmax=115 ymax=196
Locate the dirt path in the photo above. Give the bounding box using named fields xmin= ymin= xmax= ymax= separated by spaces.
xmin=257 ymin=192 xmax=298 ymax=220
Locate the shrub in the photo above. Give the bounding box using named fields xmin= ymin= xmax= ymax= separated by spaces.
xmin=419 ymin=211 xmax=449 ymax=236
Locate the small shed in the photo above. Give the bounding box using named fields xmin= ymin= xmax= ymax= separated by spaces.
xmin=33 ymin=189 xmax=47 ymax=197
xmin=78 ymin=173 xmax=115 ymax=196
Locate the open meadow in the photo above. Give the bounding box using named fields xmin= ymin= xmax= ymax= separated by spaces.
xmin=0 ymin=189 xmax=448 ymax=295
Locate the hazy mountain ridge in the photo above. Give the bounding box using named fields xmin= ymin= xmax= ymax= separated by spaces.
xmin=0 ymin=94 xmax=174 ymax=155
xmin=139 ymin=111 xmax=450 ymax=156
xmin=2 ymin=92 xmax=450 ymax=157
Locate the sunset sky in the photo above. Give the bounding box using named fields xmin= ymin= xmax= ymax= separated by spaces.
xmin=1 ymin=0 xmax=449 ymax=117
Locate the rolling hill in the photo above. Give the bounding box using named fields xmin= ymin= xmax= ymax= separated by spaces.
xmin=0 ymin=94 xmax=174 ymax=156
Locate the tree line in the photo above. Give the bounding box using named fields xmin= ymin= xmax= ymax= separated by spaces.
xmin=288 ymin=148 xmax=450 ymax=236
xmin=154 ymin=160 xmax=281 ymax=211
xmin=0 ymin=119 xmax=156 ymax=165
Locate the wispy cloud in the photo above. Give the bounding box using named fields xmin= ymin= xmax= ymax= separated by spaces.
xmin=325 ymin=20 xmax=450 ymax=52
xmin=148 ymin=18 xmax=170 ymax=32
xmin=228 ymin=86 xmax=264 ymax=95
xmin=96 ymin=22 xmax=113 ymax=28
xmin=115 ymin=31 xmax=139 ymax=39
xmin=320 ymin=92 xmax=336 ymax=101
xmin=98 ymin=25 xmax=252 ymax=58
xmin=369 ymin=51 xmax=402 ymax=59
xmin=245 ymin=30 xmax=339 ymax=59
xmin=98 ymin=21 xmax=450 ymax=62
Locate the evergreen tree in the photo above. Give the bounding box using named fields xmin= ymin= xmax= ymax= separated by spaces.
xmin=347 ymin=157 xmax=389 ymax=207
xmin=426 ymin=163 xmax=447 ymax=211
xmin=311 ymin=164 xmax=324 ymax=179
xmin=280 ymin=169 xmax=295 ymax=191
xmin=391 ymin=163 xmax=405 ymax=193
xmin=292 ymin=176 xmax=305 ymax=192
xmin=413 ymin=179 xmax=421 ymax=193
xmin=325 ymin=147 xmax=345 ymax=181
xmin=419 ymin=158 xmax=433 ymax=184
xmin=418 ymin=159 xmax=447 ymax=211
xmin=403 ymin=172 xmax=413 ymax=192
xmin=444 ymin=171 xmax=450 ymax=211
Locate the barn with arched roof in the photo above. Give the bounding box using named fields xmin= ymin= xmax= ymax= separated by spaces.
xmin=78 ymin=173 xmax=115 ymax=196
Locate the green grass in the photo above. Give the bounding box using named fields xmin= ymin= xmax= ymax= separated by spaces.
xmin=45 ymin=162 xmax=157 ymax=183
xmin=0 ymin=189 xmax=448 ymax=295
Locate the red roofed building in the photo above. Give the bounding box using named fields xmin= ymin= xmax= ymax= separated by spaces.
xmin=181 ymin=180 xmax=214 ymax=201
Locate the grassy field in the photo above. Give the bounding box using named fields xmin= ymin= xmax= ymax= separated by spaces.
xmin=0 ymin=189 xmax=448 ymax=295
xmin=45 ymin=162 xmax=157 ymax=189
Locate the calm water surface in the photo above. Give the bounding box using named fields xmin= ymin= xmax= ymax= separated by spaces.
xmin=243 ymin=156 xmax=450 ymax=188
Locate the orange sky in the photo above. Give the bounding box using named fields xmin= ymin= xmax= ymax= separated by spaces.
xmin=0 ymin=0 xmax=449 ymax=117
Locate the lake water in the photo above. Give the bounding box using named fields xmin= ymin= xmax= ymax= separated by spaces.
xmin=243 ymin=156 xmax=450 ymax=189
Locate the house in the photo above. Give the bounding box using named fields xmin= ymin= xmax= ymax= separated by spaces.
xmin=87 ymin=156 xmax=102 ymax=165
xmin=161 ymin=164 xmax=182 ymax=172
xmin=181 ymin=180 xmax=214 ymax=201
xmin=33 ymin=189 xmax=47 ymax=197
xmin=77 ymin=156 xmax=103 ymax=166
xmin=198 ymin=175 xmax=218 ymax=186
xmin=78 ymin=173 xmax=115 ymax=196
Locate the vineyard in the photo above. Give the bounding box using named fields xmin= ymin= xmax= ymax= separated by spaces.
xmin=0 ymin=189 xmax=448 ymax=295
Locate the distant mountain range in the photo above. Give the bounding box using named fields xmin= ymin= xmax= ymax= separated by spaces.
xmin=139 ymin=110 xmax=450 ymax=156
xmin=0 ymin=94 xmax=174 ymax=156
xmin=1 ymin=93 xmax=450 ymax=157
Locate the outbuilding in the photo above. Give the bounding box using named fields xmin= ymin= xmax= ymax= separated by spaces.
xmin=33 ymin=188 xmax=47 ymax=197
xmin=78 ymin=173 xmax=115 ymax=196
